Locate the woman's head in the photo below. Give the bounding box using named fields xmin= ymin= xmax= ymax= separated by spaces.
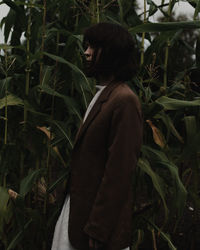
xmin=83 ymin=22 xmax=136 ymax=81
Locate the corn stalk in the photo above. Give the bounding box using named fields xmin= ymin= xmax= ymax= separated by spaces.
xmin=20 ymin=1 xmax=32 ymax=185
xmin=40 ymin=0 xmax=47 ymax=85
xmin=152 ymin=229 xmax=158 ymax=250
xmin=90 ymin=0 xmax=100 ymax=23
xmin=139 ymin=0 xmax=148 ymax=99
xmin=4 ymin=54 xmax=8 ymax=146
xmin=96 ymin=0 xmax=100 ymax=23
xmin=3 ymin=52 xmax=13 ymax=187
xmin=140 ymin=0 xmax=147 ymax=67
xmin=39 ymin=2 xmax=47 ymax=250
xmin=163 ymin=0 xmax=172 ymax=89
xmin=1 ymin=51 xmax=16 ymax=145
xmin=24 ymin=2 xmax=32 ymax=125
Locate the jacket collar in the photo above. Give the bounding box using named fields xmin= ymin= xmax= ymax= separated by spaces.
xmin=73 ymin=81 xmax=121 ymax=147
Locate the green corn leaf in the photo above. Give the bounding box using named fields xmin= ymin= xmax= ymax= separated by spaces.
xmin=161 ymin=160 xmax=187 ymax=215
xmin=7 ymin=219 xmax=32 ymax=250
xmin=12 ymin=1 xmax=43 ymax=9
xmin=169 ymin=29 xmax=183 ymax=46
xmin=73 ymin=0 xmax=90 ymax=21
xmin=25 ymin=105 xmax=52 ymax=121
xmin=41 ymin=66 xmax=53 ymax=86
xmin=182 ymin=132 xmax=200 ymax=160
xmin=52 ymin=120 xmax=73 ymax=149
xmin=3 ymin=0 xmax=26 ymax=31
xmin=19 ymin=169 xmax=45 ymax=197
xmin=184 ymin=116 xmax=197 ymax=142
xmin=194 ymin=0 xmax=200 ymax=19
xmin=3 ymin=9 xmax=15 ymax=43
xmin=143 ymin=30 xmax=179 ymax=66
xmin=48 ymin=171 xmax=69 ymax=193
xmin=0 ymin=77 xmax=12 ymax=97
xmin=156 ymin=96 xmax=200 ymax=110
xmin=80 ymin=83 xmax=88 ymax=109
xmin=0 ymin=94 xmax=24 ymax=109
xmin=188 ymin=0 xmax=197 ymax=9
xmin=180 ymin=39 xmax=195 ymax=53
xmin=141 ymin=2 xmax=170 ymax=18
xmin=144 ymin=219 xmax=177 ymax=250
xmin=43 ymin=52 xmax=92 ymax=93
xmin=0 ymin=186 xmax=9 ymax=221
xmin=196 ymin=36 xmax=200 ymax=67
xmin=147 ymin=0 xmax=158 ymax=17
xmin=142 ymin=146 xmax=187 ymax=216
xmin=138 ymin=158 xmax=168 ymax=218
xmin=39 ymin=84 xmax=82 ymax=120
xmin=117 ymin=0 xmax=123 ymax=22
xmin=129 ymin=21 xmax=200 ymax=33
xmin=155 ymin=113 xmax=184 ymax=143
xmin=0 ymin=44 xmax=14 ymax=50
xmin=0 ymin=186 xmax=9 ymax=212
xmin=3 ymin=0 xmax=23 ymax=13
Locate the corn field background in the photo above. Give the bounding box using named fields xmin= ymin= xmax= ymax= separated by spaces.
xmin=0 ymin=0 xmax=200 ymax=249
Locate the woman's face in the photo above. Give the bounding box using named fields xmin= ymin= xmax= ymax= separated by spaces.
xmin=84 ymin=45 xmax=94 ymax=62
xmin=83 ymin=43 xmax=102 ymax=78
xmin=84 ymin=45 xmax=102 ymax=63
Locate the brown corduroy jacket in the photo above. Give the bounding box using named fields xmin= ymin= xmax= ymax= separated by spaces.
xmin=68 ymin=81 xmax=143 ymax=250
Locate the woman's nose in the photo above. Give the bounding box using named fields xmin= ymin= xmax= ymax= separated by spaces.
xmin=84 ymin=46 xmax=93 ymax=60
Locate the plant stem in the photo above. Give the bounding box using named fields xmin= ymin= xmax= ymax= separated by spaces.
xmin=24 ymin=3 xmax=32 ymax=126
xmin=193 ymin=0 xmax=200 ymax=20
xmin=163 ymin=0 xmax=172 ymax=89
xmin=4 ymin=80 xmax=8 ymax=145
xmin=25 ymin=9 xmax=31 ymax=97
xmin=140 ymin=0 xmax=147 ymax=67
xmin=3 ymin=174 xmax=6 ymax=188
xmin=44 ymin=143 xmax=50 ymax=214
xmin=135 ymin=229 xmax=142 ymax=250
xmin=20 ymin=152 xmax=25 ymax=178
xmin=96 ymin=0 xmax=100 ymax=23
xmin=3 ymin=50 xmax=8 ymax=145
xmin=40 ymin=0 xmax=47 ymax=85
xmin=163 ymin=39 xmax=170 ymax=89
xmin=152 ymin=229 xmax=158 ymax=250
xmin=139 ymin=0 xmax=147 ymax=98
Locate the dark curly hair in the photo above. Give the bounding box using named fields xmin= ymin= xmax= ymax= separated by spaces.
xmin=83 ymin=22 xmax=137 ymax=81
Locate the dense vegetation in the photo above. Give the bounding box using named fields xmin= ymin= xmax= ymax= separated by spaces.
xmin=0 ymin=0 xmax=200 ymax=249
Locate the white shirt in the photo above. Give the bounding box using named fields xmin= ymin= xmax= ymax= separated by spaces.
xmin=83 ymin=85 xmax=107 ymax=123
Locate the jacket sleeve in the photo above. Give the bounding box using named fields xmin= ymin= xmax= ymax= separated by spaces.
xmin=83 ymin=95 xmax=143 ymax=243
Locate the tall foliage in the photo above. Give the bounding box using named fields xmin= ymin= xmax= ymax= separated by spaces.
xmin=0 ymin=0 xmax=199 ymax=249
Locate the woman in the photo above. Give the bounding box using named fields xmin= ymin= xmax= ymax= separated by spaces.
xmin=52 ymin=22 xmax=143 ymax=250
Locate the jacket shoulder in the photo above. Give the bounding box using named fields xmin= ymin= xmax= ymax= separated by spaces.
xmin=110 ymin=83 xmax=140 ymax=106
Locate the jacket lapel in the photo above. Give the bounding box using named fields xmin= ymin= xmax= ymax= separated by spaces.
xmin=73 ymin=81 xmax=121 ymax=147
